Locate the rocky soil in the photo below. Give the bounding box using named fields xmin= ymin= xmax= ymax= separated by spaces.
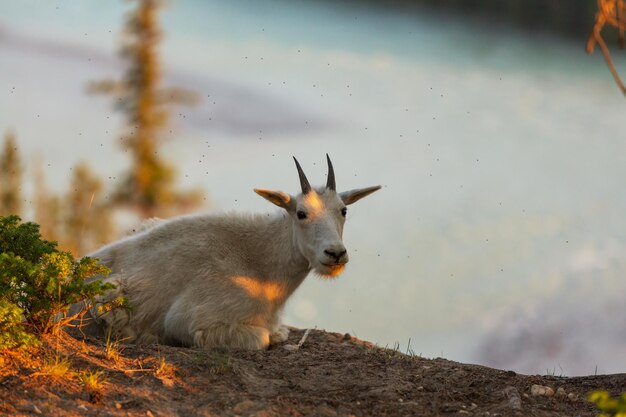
xmin=0 ymin=328 xmax=623 ymax=416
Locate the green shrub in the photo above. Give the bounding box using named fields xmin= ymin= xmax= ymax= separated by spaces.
xmin=0 ymin=215 xmax=56 ymax=263
xmin=0 ymin=215 xmax=114 ymax=336
xmin=0 ymin=299 xmax=38 ymax=350
xmin=589 ymin=391 xmax=626 ymax=417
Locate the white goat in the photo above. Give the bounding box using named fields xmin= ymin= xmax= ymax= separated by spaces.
xmin=88 ymin=155 xmax=380 ymax=350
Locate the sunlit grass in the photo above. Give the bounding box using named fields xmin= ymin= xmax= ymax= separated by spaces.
xmin=32 ymin=355 xmax=72 ymax=379
xmin=79 ymin=370 xmax=107 ymax=391
xmin=154 ymin=356 xmax=176 ymax=379
xmin=104 ymin=334 xmax=124 ymax=363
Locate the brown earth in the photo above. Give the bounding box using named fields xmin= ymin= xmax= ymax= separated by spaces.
xmin=0 ymin=328 xmax=623 ymax=417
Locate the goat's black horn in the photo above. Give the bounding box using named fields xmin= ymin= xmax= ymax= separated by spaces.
xmin=293 ymin=156 xmax=312 ymax=194
xmin=325 ymin=154 xmax=336 ymax=191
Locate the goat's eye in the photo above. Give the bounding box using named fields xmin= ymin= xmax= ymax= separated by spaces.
xmin=341 ymin=207 xmax=347 ymax=217
xmin=297 ymin=210 xmax=307 ymax=220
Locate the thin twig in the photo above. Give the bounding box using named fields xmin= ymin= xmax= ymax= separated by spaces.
xmin=595 ymin=30 xmax=626 ymax=95
xmin=296 ymin=328 xmax=312 ymax=348
xmin=283 ymin=328 xmax=313 ymax=352
xmin=587 ymin=0 xmax=626 ymax=96
xmin=619 ymin=0 xmax=625 ymax=48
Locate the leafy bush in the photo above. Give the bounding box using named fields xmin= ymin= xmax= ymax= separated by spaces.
xmin=0 ymin=215 xmax=56 ymax=263
xmin=0 ymin=215 xmax=114 ymax=339
xmin=588 ymin=391 xmax=626 ymax=417
xmin=0 ymin=299 xmax=38 ymax=349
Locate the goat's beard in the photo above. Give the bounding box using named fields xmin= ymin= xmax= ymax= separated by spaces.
xmin=314 ymin=264 xmax=345 ymax=279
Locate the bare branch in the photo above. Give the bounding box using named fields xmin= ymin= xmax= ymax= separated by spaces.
xmin=87 ymin=80 xmax=128 ymax=95
xmin=587 ymin=0 xmax=626 ymax=96
xmin=156 ymin=87 xmax=200 ymax=106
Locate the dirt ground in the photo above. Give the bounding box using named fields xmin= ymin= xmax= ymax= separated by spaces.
xmin=0 ymin=328 xmax=623 ymax=417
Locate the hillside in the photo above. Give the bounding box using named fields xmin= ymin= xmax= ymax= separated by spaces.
xmin=0 ymin=328 xmax=623 ymax=416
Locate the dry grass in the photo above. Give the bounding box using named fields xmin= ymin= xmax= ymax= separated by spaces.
xmin=153 ymin=354 xmax=177 ymax=387
xmin=104 ymin=336 xmax=124 ymax=363
xmin=154 ymin=356 xmax=176 ymax=379
xmin=31 ymin=355 xmax=72 ymax=379
xmin=78 ymin=370 xmax=107 ymax=391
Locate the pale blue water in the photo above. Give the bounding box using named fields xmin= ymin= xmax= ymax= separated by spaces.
xmin=1 ymin=0 xmax=626 ymax=375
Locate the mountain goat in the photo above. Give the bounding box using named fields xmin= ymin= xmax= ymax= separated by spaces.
xmin=88 ymin=155 xmax=380 ymax=350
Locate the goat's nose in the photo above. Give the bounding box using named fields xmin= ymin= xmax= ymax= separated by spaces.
xmin=324 ymin=248 xmax=347 ymax=261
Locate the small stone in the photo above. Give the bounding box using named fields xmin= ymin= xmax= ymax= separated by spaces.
xmin=282 ymin=344 xmax=299 ymax=351
xmin=32 ymin=404 xmax=42 ymax=415
xmin=530 ymin=384 xmax=546 ymax=396
xmin=503 ymin=386 xmax=522 ymax=409
xmin=556 ymin=387 xmax=567 ymax=397
xmin=567 ymin=393 xmax=578 ymax=401
xmin=146 ymin=411 xmax=155 ymax=417
xmin=232 ymin=400 xmax=256 ymax=413
xmin=115 ymin=402 xmax=122 ymax=409
xmin=530 ymin=384 xmax=555 ymax=397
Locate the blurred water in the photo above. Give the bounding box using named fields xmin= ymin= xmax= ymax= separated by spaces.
xmin=1 ymin=0 xmax=626 ymax=375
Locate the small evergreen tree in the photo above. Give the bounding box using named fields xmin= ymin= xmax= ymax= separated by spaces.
xmin=65 ymin=162 xmax=114 ymax=255
xmin=33 ymin=159 xmax=114 ymax=255
xmin=33 ymin=157 xmax=62 ymax=243
xmin=0 ymin=130 xmax=23 ymax=216
xmin=89 ymin=0 xmax=201 ymax=218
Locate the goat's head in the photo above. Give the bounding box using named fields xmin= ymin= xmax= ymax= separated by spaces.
xmin=254 ymin=155 xmax=380 ymax=278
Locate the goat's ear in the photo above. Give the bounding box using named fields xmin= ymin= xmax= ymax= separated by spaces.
xmin=254 ymin=189 xmax=295 ymax=210
xmin=339 ymin=185 xmax=381 ymax=206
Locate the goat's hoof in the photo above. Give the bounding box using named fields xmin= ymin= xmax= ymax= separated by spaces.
xmin=269 ymin=325 xmax=289 ymax=344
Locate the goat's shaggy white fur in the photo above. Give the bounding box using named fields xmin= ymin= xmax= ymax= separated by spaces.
xmin=91 ymin=212 xmax=310 ymax=349
xmin=84 ymin=157 xmax=380 ymax=350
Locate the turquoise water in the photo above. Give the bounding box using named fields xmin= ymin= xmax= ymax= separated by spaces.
xmin=1 ymin=0 xmax=626 ymax=375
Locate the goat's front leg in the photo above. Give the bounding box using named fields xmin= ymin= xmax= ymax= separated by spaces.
xmin=192 ymin=323 xmax=270 ymax=350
